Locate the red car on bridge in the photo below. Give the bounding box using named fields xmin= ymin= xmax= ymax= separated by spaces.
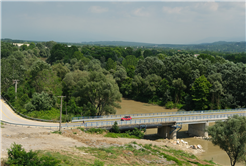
xmin=121 ymin=116 xmax=132 ymax=121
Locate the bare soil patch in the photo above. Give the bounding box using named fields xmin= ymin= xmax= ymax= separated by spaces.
xmin=115 ymin=98 xmax=178 ymax=115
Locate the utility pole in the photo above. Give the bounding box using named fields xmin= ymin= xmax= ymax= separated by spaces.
xmin=57 ymin=96 xmax=66 ymax=131
xmin=13 ymin=80 xmax=19 ymax=99
xmin=66 ymin=103 xmax=67 ymax=123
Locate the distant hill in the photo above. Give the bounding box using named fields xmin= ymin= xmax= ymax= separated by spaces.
xmin=80 ymin=41 xmax=156 ymax=47
xmin=2 ymin=38 xmax=245 ymax=53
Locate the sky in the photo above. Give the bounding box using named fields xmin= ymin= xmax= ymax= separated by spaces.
xmin=1 ymin=1 xmax=245 ymax=44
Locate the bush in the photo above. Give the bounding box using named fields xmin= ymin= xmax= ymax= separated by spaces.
xmin=93 ymin=159 xmax=104 ymax=166
xmin=52 ymin=131 xmax=61 ymax=134
xmin=6 ymin=143 xmax=60 ymax=166
xmin=112 ymin=121 xmax=120 ymax=133
xmin=86 ymin=128 xmax=106 ymax=134
xmin=175 ymin=103 xmax=184 ymax=109
xmin=77 ymin=127 xmax=85 ymax=132
xmin=165 ymin=101 xmax=175 ymax=109
xmin=125 ymin=128 xmax=145 ymax=138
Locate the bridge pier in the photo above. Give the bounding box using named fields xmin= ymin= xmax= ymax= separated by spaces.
xmin=188 ymin=122 xmax=209 ymax=137
xmin=157 ymin=123 xmax=177 ymax=140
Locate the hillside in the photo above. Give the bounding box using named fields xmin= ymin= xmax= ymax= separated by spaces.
xmin=1 ymin=124 xmax=218 ymax=166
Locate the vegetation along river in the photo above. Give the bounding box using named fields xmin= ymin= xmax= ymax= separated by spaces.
xmin=115 ymin=98 xmax=244 ymax=166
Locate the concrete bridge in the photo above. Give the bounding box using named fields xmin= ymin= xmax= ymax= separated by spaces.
xmin=1 ymin=96 xmax=245 ymax=139
xmin=84 ymin=112 xmax=246 ymax=139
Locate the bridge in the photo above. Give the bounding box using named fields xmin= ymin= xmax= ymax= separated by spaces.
xmin=1 ymin=97 xmax=245 ymax=139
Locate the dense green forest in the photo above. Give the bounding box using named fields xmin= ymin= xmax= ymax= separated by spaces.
xmin=1 ymin=41 xmax=246 ymax=121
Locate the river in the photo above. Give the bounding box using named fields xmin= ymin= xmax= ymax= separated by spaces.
xmin=115 ymin=99 xmax=245 ymax=166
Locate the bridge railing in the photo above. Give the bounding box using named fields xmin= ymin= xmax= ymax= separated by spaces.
xmin=84 ymin=112 xmax=246 ymax=128
xmin=72 ymin=108 xmax=246 ymax=121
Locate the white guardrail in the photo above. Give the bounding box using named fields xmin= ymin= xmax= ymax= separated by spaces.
xmin=72 ymin=108 xmax=246 ymax=122
xmin=83 ymin=112 xmax=246 ymax=128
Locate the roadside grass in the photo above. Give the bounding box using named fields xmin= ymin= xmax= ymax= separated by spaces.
xmin=4 ymin=141 xmax=218 ymax=166
xmin=86 ymin=128 xmax=107 ymax=134
xmin=76 ymin=143 xmax=201 ymax=165
xmin=104 ymin=132 xmax=142 ymax=139
xmin=38 ymin=150 xmax=93 ymax=166
xmin=1 ymin=122 xmax=4 ymax=128
xmin=52 ymin=131 xmax=62 ymax=134
xmin=77 ymin=127 xmax=106 ymax=134
xmin=204 ymin=159 xmax=216 ymax=165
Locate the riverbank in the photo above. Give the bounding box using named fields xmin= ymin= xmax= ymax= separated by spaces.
xmin=1 ymin=124 xmax=218 ymax=165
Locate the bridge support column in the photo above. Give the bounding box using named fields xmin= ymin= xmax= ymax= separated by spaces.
xmin=188 ymin=122 xmax=209 ymax=137
xmin=157 ymin=125 xmax=177 ymax=140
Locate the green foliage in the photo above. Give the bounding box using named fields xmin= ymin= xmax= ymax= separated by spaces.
xmin=172 ymin=78 xmax=186 ymax=104
xmin=104 ymin=132 xmax=141 ymax=139
xmin=86 ymin=128 xmax=106 ymax=134
xmin=191 ymin=75 xmax=212 ymax=110
xmin=106 ymin=58 xmax=116 ymax=71
xmin=26 ymin=107 xmax=60 ymax=120
xmin=165 ymin=101 xmax=175 ymax=109
xmin=125 ymin=128 xmax=145 ymax=138
xmin=112 ymin=121 xmax=120 ymax=133
xmin=77 ymin=127 xmax=85 ymax=132
xmin=52 ymin=131 xmax=62 ymax=134
xmin=6 ymin=143 xmax=60 ymax=166
xmin=93 ymin=159 xmax=105 ymax=166
xmin=208 ymin=115 xmax=246 ymax=166
xmin=25 ymin=91 xmax=56 ymax=112
xmin=74 ymin=71 xmax=122 ymax=116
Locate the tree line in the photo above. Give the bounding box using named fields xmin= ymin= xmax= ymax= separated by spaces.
xmin=1 ymin=41 xmax=246 ymax=120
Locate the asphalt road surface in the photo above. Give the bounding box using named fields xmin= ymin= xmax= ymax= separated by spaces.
xmin=0 ymin=99 xmax=83 ymax=128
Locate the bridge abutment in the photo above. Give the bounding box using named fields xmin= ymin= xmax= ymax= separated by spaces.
xmin=157 ymin=123 xmax=177 ymax=139
xmin=188 ymin=122 xmax=209 ymax=137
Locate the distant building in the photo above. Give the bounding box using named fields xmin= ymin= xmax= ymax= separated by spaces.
xmin=67 ymin=45 xmax=71 ymax=47
xmin=13 ymin=43 xmax=30 ymax=47
xmin=194 ymin=54 xmax=200 ymax=58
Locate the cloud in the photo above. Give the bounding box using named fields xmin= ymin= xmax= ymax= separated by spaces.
xmin=133 ymin=7 xmax=150 ymax=17
xmin=194 ymin=2 xmax=219 ymax=11
xmin=89 ymin=6 xmax=108 ymax=13
xmin=162 ymin=6 xmax=182 ymax=14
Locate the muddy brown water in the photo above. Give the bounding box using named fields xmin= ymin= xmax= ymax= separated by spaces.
xmin=115 ymin=98 xmax=244 ymax=166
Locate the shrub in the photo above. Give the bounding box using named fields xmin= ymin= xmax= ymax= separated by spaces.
xmin=125 ymin=128 xmax=145 ymax=138
xmin=77 ymin=127 xmax=85 ymax=132
xmin=112 ymin=121 xmax=120 ymax=133
xmin=52 ymin=131 xmax=61 ymax=134
xmin=175 ymin=103 xmax=184 ymax=109
xmin=165 ymin=101 xmax=175 ymax=109
xmin=86 ymin=128 xmax=106 ymax=134
xmin=6 ymin=143 xmax=60 ymax=166
xmin=93 ymin=159 xmax=104 ymax=166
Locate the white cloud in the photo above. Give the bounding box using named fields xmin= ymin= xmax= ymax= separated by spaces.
xmin=194 ymin=2 xmax=219 ymax=11
xmin=89 ymin=6 xmax=108 ymax=13
xmin=133 ymin=7 xmax=150 ymax=17
xmin=162 ymin=6 xmax=182 ymax=14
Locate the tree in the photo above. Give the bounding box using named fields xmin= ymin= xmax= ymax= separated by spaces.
xmin=208 ymin=73 xmax=223 ymax=109
xmin=112 ymin=121 xmax=120 ymax=133
xmin=75 ymin=71 xmax=122 ymax=116
xmin=143 ymin=49 xmax=153 ymax=57
xmin=208 ymin=115 xmax=246 ymax=166
xmin=106 ymin=58 xmax=116 ymax=71
xmin=135 ymin=56 xmax=165 ymax=78
xmin=172 ymin=78 xmax=186 ymax=104
xmin=190 ymin=75 xmax=212 ymax=110
xmin=25 ymin=91 xmax=56 ymax=112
